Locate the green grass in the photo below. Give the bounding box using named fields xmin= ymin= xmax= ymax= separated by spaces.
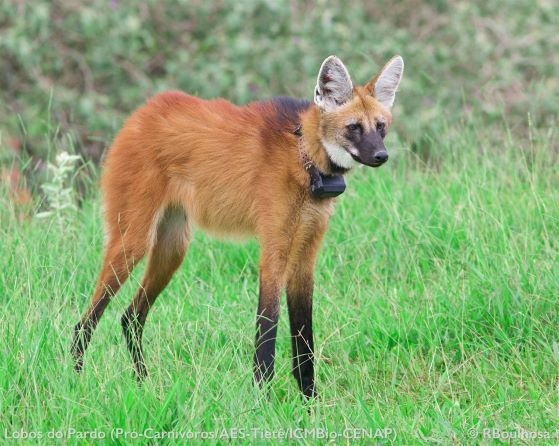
xmin=1 ymin=121 xmax=558 ymax=444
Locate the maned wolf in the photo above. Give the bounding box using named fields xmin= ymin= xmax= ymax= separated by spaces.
xmin=72 ymin=55 xmax=404 ymax=398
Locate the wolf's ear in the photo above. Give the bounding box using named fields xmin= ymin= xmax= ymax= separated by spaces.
xmin=366 ymin=55 xmax=404 ymax=109
xmin=314 ymin=56 xmax=353 ymax=111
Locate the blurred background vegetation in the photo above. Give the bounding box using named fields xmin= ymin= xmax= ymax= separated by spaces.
xmin=3 ymin=2 xmax=559 ymax=437
xmin=0 ymin=0 xmax=558 ymax=205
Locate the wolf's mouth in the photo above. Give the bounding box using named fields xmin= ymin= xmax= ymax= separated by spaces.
xmin=350 ymin=153 xmax=386 ymax=168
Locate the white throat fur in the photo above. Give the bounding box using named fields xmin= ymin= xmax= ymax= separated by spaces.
xmin=321 ymin=140 xmax=358 ymax=170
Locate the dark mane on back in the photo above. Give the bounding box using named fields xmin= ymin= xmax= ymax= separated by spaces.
xmin=260 ymin=96 xmax=312 ymax=134
xmin=270 ymin=96 xmax=312 ymax=124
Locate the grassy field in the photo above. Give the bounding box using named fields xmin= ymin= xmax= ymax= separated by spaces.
xmin=2 ymin=118 xmax=558 ymax=444
xmin=1 ymin=0 xmax=558 ymax=444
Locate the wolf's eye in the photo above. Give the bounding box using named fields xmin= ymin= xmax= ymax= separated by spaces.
xmin=376 ymin=121 xmax=386 ymax=133
xmin=346 ymin=123 xmax=362 ymax=132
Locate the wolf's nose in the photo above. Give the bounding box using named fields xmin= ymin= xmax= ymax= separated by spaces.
xmin=373 ymin=151 xmax=388 ymax=164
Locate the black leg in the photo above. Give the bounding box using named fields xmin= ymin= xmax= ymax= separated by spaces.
xmin=287 ymin=291 xmax=315 ymax=399
xmin=121 ymin=306 xmax=149 ymax=379
xmin=71 ymin=296 xmax=111 ymax=372
xmin=253 ymin=278 xmax=281 ymax=388
xmin=72 ymin=319 xmax=94 ymax=373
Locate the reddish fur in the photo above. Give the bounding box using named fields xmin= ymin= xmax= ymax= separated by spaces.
xmin=72 ymin=93 xmax=335 ymax=377
xmin=72 ymin=58 xmax=399 ymax=395
xmin=103 ymin=93 xmax=320 ymax=241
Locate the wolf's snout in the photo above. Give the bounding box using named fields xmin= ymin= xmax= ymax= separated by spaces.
xmin=373 ymin=150 xmax=388 ymax=165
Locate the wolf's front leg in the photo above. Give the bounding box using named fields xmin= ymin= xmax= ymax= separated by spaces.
xmin=253 ymin=245 xmax=287 ymax=389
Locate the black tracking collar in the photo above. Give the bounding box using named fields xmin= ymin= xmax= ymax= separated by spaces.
xmin=293 ymin=124 xmax=346 ymax=198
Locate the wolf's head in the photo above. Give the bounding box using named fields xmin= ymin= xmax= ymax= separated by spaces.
xmin=313 ymin=55 xmax=404 ymax=170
